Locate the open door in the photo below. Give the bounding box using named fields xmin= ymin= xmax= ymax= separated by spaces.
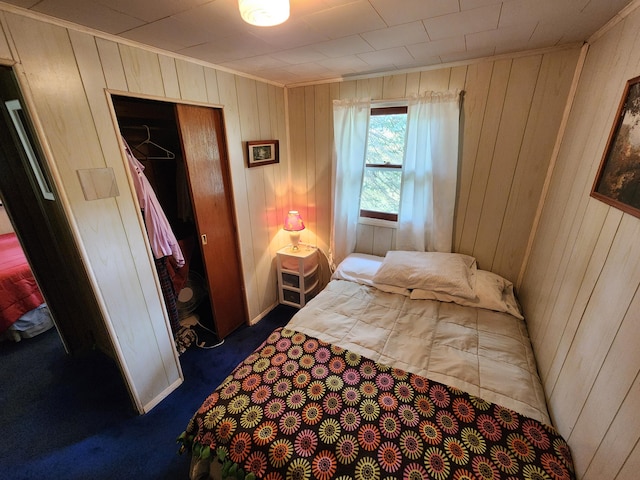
xmin=175 ymin=104 xmax=247 ymax=339
xmin=0 ymin=65 xmax=111 ymax=355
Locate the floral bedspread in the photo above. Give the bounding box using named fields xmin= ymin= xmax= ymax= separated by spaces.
xmin=180 ymin=328 xmax=575 ymax=480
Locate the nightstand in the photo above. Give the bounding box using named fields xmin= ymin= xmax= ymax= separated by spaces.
xmin=276 ymin=245 xmax=319 ymax=308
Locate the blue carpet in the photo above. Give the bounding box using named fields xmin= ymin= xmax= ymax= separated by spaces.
xmin=0 ymin=305 xmax=296 ymax=480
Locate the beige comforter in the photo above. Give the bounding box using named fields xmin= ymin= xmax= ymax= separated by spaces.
xmin=287 ymin=278 xmax=551 ymax=425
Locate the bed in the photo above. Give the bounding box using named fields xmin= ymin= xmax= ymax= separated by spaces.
xmin=0 ymin=232 xmax=52 ymax=341
xmin=179 ymin=251 xmax=575 ymax=480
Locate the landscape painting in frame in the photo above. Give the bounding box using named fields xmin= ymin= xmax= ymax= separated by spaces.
xmin=591 ymin=75 xmax=640 ymax=218
xmin=246 ymin=140 xmax=279 ymax=168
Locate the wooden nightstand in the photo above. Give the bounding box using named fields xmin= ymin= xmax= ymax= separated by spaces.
xmin=276 ymin=245 xmax=319 ymax=308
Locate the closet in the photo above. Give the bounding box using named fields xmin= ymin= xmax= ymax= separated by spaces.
xmin=112 ymin=95 xmax=247 ymax=340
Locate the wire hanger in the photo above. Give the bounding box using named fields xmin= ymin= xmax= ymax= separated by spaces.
xmin=133 ymin=125 xmax=176 ymax=160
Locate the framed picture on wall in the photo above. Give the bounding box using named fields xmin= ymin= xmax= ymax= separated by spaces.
xmin=246 ymin=140 xmax=279 ymax=168
xmin=591 ymin=75 xmax=640 ymax=218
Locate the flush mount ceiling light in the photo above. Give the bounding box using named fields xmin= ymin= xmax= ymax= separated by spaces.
xmin=238 ymin=0 xmax=290 ymax=27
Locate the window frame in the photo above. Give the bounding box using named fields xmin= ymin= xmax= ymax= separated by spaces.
xmin=359 ymin=104 xmax=407 ymax=222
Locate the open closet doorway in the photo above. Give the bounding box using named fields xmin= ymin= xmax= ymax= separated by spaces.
xmin=111 ymin=95 xmax=248 ymax=349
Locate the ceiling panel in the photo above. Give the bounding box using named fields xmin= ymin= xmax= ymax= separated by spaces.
xmin=360 ymin=21 xmax=429 ymax=50
xmin=423 ymin=4 xmax=502 ymax=41
xmin=120 ymin=17 xmax=202 ymax=51
xmin=370 ymin=0 xmax=460 ymax=26
xmin=301 ymin=1 xmax=387 ymax=39
xmin=314 ymin=35 xmax=374 ymax=58
xmin=358 ymin=46 xmax=416 ymax=68
xmin=34 ymin=0 xmax=144 ymax=34
xmin=96 ymin=0 xmax=212 ymax=23
xmin=248 ymin=19 xmax=331 ymax=49
xmin=467 ymin=20 xmax=537 ymax=51
xmin=178 ymin=35 xmax=279 ymax=64
xmin=0 ymin=0 xmax=633 ymax=86
xmin=407 ymin=36 xmax=468 ymax=62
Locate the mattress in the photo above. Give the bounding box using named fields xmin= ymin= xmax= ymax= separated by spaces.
xmin=288 ymin=279 xmax=550 ymax=425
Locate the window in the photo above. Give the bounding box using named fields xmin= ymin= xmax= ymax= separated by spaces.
xmin=360 ymin=106 xmax=407 ymax=221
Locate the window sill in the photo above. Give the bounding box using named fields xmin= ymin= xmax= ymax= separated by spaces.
xmin=358 ymin=216 xmax=398 ymax=228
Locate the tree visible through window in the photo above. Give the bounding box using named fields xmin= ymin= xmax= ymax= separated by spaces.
xmin=360 ymin=106 xmax=407 ymax=221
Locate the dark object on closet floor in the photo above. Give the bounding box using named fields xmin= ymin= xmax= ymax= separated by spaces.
xmin=176 ymin=315 xmax=223 ymax=354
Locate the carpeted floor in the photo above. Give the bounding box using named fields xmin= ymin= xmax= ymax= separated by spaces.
xmin=0 ymin=305 xmax=296 ymax=480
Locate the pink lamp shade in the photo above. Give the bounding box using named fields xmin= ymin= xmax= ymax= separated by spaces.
xmin=283 ymin=210 xmax=305 ymax=250
xmin=283 ymin=210 xmax=305 ymax=231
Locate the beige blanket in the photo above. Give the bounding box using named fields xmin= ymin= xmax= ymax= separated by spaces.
xmin=287 ymin=278 xmax=550 ymax=425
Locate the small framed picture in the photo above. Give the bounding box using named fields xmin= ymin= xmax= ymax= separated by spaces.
xmin=246 ymin=140 xmax=279 ymax=168
xmin=591 ymin=75 xmax=640 ymax=218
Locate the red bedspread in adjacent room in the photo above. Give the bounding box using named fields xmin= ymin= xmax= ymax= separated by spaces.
xmin=0 ymin=233 xmax=44 ymax=333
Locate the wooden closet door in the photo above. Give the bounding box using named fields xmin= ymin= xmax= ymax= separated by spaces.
xmin=175 ymin=104 xmax=247 ymax=338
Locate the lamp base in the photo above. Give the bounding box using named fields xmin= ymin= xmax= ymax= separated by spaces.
xmin=289 ymin=231 xmax=301 ymax=251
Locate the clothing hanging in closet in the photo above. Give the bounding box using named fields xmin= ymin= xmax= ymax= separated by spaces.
xmin=123 ymin=137 xmax=184 ymax=335
xmin=123 ymin=137 xmax=184 ymax=268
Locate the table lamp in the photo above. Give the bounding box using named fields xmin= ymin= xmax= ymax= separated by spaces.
xmin=283 ymin=210 xmax=305 ymax=251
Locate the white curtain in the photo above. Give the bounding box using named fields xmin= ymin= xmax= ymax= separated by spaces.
xmin=330 ymin=98 xmax=371 ymax=268
xmin=396 ymin=90 xmax=461 ymax=252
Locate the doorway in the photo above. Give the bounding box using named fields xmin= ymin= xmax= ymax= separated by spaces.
xmin=111 ymin=95 xmax=248 ymax=343
xmin=0 ymin=65 xmax=110 ymax=356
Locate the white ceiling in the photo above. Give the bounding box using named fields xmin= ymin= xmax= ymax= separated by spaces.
xmin=2 ymin=0 xmax=633 ymax=86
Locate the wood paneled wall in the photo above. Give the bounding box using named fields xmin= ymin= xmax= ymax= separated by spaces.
xmin=288 ymin=47 xmax=581 ymax=283
xmin=0 ymin=8 xmax=288 ymax=410
xmin=520 ymin=4 xmax=640 ymax=479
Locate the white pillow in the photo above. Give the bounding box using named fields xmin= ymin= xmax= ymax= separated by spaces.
xmin=372 ymin=251 xmax=477 ymax=299
xmin=410 ymin=270 xmax=523 ymax=319
xmin=331 ymin=253 xmax=383 ymax=284
xmin=332 ymin=253 xmax=410 ymax=296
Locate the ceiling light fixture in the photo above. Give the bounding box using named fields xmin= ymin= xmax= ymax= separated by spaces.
xmin=238 ymin=0 xmax=290 ymax=27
